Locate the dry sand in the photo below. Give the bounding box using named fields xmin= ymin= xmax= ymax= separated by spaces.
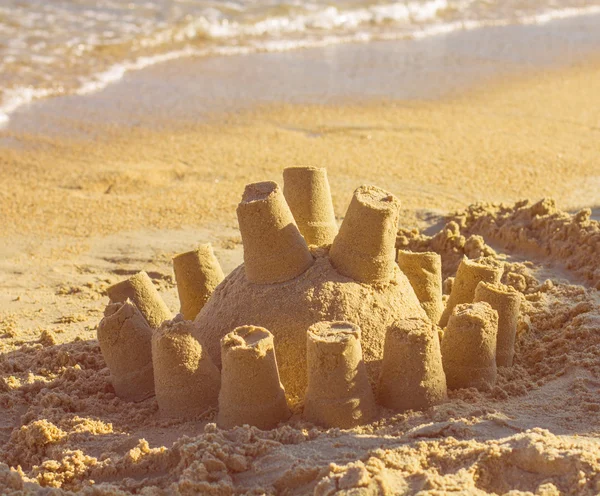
xmin=0 ymin=59 xmax=599 ymax=494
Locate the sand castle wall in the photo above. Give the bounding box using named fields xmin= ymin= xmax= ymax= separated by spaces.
xmin=439 ymin=257 xmax=503 ymax=328
xmin=441 ymin=302 xmax=498 ymax=391
xmin=218 ymin=326 xmax=290 ymax=430
xmin=236 ymin=181 xmax=313 ymax=284
xmin=397 ymin=250 xmax=444 ymax=325
xmin=97 ymin=300 xmax=155 ymax=402
xmin=474 ymin=281 xmax=521 ymax=367
xmin=329 ymin=186 xmax=400 ymax=284
xmin=377 ymin=317 xmax=446 ymax=412
xmin=173 ymin=244 xmax=224 ymax=321
xmin=152 ymin=316 xmax=220 ymax=419
xmin=106 ymin=271 xmax=172 ymax=328
xmin=282 ymin=166 xmax=338 ymax=246
xmin=303 ymin=321 xmax=377 ymax=428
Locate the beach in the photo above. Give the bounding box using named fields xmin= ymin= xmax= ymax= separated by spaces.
xmin=1 ymin=6 xmax=600 ymax=494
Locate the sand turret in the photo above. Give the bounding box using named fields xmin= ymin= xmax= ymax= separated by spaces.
xmin=474 ymin=281 xmax=521 ymax=367
xmin=397 ymin=250 xmax=444 ymax=324
xmin=173 ymin=244 xmax=224 ymax=321
xmin=283 ymin=166 xmax=338 ymax=246
xmin=97 ymin=300 xmax=155 ymax=402
xmin=106 ymin=271 xmax=172 ymax=328
xmin=377 ymin=317 xmax=446 ymax=412
xmin=218 ymin=326 xmax=290 ymax=429
xmin=439 ymin=257 xmax=503 ymax=328
xmin=152 ymin=317 xmax=220 ymax=419
xmin=329 ymin=186 xmax=400 ymax=284
xmin=303 ymin=321 xmax=377 ymax=428
xmin=237 ymin=181 xmax=314 ymax=284
xmin=441 ymin=302 xmax=498 ymax=391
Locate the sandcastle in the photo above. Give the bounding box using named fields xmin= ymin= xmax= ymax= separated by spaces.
xmin=97 ymin=165 xmax=518 ymax=427
xmin=193 ymin=175 xmax=427 ymax=399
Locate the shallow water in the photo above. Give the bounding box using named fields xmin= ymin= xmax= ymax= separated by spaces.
xmin=1 ymin=0 xmax=600 ymax=125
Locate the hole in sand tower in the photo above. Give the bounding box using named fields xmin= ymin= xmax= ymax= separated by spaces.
xmin=355 ymin=186 xmax=397 ymax=209
xmin=241 ymin=181 xmax=277 ymax=203
xmin=309 ymin=321 xmax=360 ymax=343
xmin=235 ymin=325 xmax=270 ymax=346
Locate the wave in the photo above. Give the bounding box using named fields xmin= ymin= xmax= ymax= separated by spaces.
xmin=1 ymin=2 xmax=600 ymax=127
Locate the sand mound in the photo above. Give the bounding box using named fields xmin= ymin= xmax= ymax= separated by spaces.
xmin=194 ymin=251 xmax=426 ymax=399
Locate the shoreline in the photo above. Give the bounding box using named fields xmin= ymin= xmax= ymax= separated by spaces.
xmin=2 ymin=5 xmax=600 ymax=129
xmin=3 ymin=12 xmax=600 ymax=139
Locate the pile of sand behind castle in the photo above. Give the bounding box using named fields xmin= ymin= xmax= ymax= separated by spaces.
xmin=193 ymin=249 xmax=426 ymax=399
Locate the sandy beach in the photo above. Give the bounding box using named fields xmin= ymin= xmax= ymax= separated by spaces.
xmin=1 ymin=9 xmax=600 ymax=494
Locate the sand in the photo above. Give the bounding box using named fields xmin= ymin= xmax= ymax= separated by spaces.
xmin=1 ymin=57 xmax=600 ymax=494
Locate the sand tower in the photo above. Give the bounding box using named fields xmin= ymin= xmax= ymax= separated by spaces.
xmin=439 ymin=257 xmax=503 ymax=328
xmin=107 ymin=271 xmax=172 ymax=329
xmin=283 ymin=166 xmax=338 ymax=246
xmin=441 ymin=302 xmax=498 ymax=391
xmin=218 ymin=326 xmax=290 ymax=429
xmin=397 ymin=250 xmax=444 ymax=325
xmin=173 ymin=244 xmax=224 ymax=321
xmin=304 ymin=321 xmax=377 ymax=428
xmin=97 ymin=300 xmax=155 ymax=402
xmin=193 ymin=175 xmax=427 ymax=400
xmin=152 ymin=316 xmax=220 ymax=419
xmin=474 ymin=282 xmax=521 ymax=367
xmin=377 ymin=317 xmax=446 ymax=412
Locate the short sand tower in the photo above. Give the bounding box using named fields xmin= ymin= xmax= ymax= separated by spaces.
xmin=152 ymin=316 xmax=220 ymax=419
xmin=97 ymin=300 xmax=155 ymax=402
xmin=304 ymin=321 xmax=377 ymax=428
xmin=474 ymin=282 xmax=521 ymax=367
xmin=218 ymin=326 xmax=290 ymax=430
xmin=397 ymin=250 xmax=444 ymax=325
xmin=282 ymin=166 xmax=338 ymax=246
xmin=237 ymin=181 xmax=313 ymax=284
xmin=439 ymin=257 xmax=503 ymax=328
xmin=173 ymin=244 xmax=224 ymax=321
xmin=377 ymin=317 xmax=447 ymax=412
xmin=441 ymin=302 xmax=499 ymax=391
xmin=107 ymin=271 xmax=172 ymax=329
xmin=329 ymin=186 xmax=400 ymax=284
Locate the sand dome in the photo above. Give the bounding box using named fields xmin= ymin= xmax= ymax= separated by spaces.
xmin=193 ymin=170 xmax=427 ymax=400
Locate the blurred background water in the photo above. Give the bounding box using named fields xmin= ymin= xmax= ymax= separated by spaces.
xmin=1 ymin=0 xmax=599 ymax=124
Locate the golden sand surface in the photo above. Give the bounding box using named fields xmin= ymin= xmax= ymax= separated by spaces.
xmin=1 ymin=59 xmax=599 ymax=241
xmin=0 ymin=60 xmax=599 ymax=494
